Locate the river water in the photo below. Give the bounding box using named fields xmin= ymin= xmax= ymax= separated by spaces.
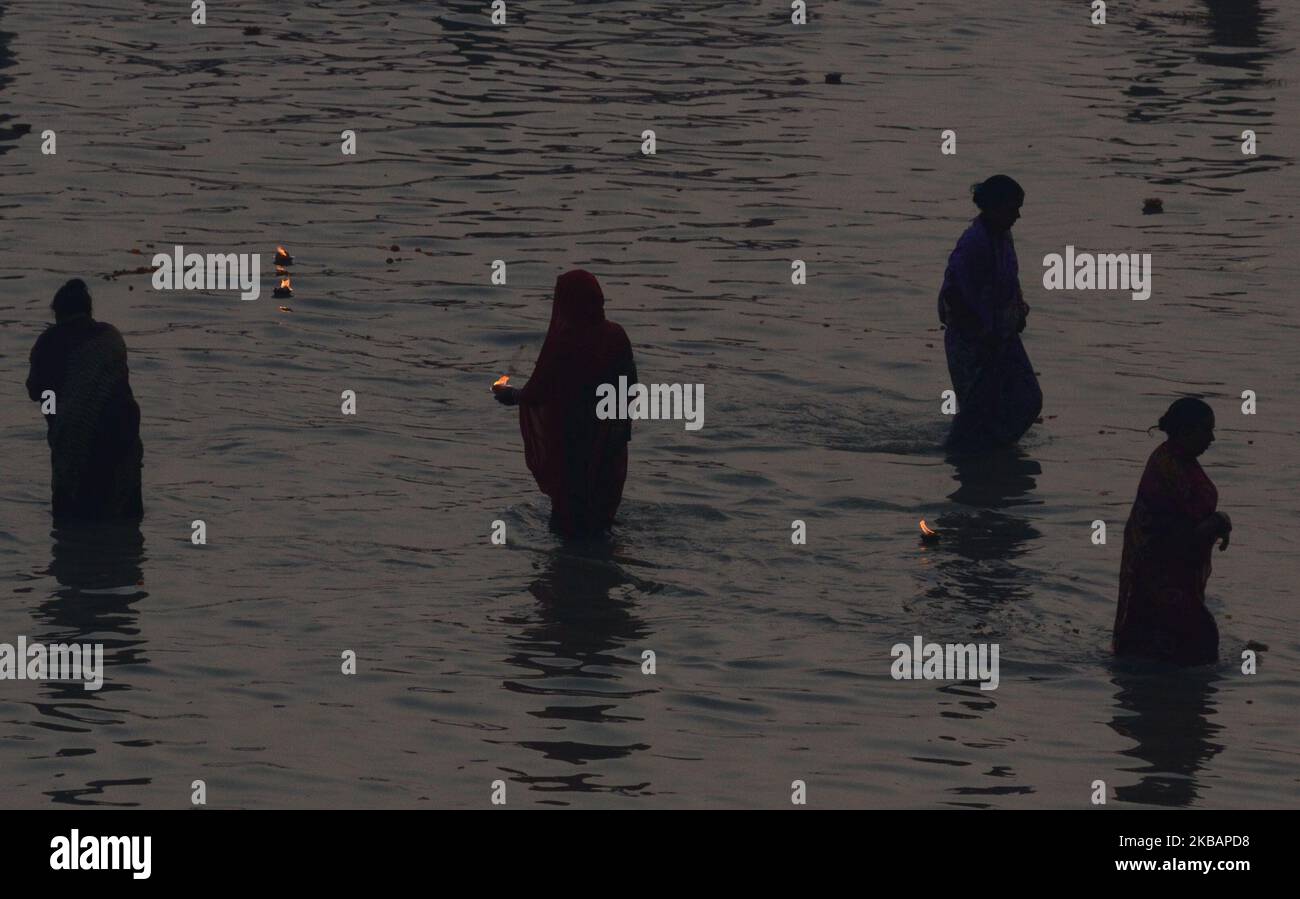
xmin=0 ymin=0 xmax=1296 ymax=808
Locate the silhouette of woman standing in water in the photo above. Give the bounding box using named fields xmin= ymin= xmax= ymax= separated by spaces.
xmin=494 ymin=270 xmax=637 ymax=538
xmin=938 ymin=175 xmax=1042 ymax=451
xmin=1113 ymin=398 xmax=1230 ymax=666
xmin=26 ymin=279 xmax=143 ymax=522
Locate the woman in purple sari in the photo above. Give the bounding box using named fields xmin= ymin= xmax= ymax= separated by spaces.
xmin=937 ymin=175 xmax=1042 ymax=451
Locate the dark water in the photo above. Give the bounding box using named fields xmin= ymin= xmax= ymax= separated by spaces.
xmin=0 ymin=0 xmax=1297 ymax=808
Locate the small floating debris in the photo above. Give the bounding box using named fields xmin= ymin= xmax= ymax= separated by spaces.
xmin=273 ymin=276 xmax=293 ymax=299
xmin=107 ymin=265 xmax=157 ymax=280
xmin=243 ymin=26 xmax=262 ymax=36
xmin=389 ymin=244 xmax=400 ymax=252
xmin=1246 ymin=640 xmax=1269 ymax=652
xmin=825 ymin=72 xmax=842 ymax=84
xmin=275 ymin=245 xmax=294 ymax=266
xmin=277 ymin=305 xmax=292 ymax=313
xmin=919 ymin=519 xmax=941 ymax=544
xmin=1142 ymin=197 xmax=1163 ymax=215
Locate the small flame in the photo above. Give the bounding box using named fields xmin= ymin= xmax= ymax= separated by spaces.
xmin=280 ymin=277 xmax=291 ymax=290
xmin=277 ymin=246 xmax=289 ymax=258
xmin=493 ymin=374 xmax=510 ymax=390
xmin=919 ymin=519 xmax=937 ymax=537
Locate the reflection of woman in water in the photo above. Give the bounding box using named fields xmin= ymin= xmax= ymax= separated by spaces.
xmin=26 ymin=279 xmax=143 ymax=522
xmin=1113 ymin=399 xmax=1230 ymax=666
xmin=495 ymin=270 xmax=637 ymax=538
xmin=938 ymin=175 xmax=1042 ymax=451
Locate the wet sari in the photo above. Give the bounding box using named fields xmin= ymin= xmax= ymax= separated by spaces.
xmin=1113 ymin=442 xmax=1219 ymax=666
xmin=519 ymin=270 xmax=636 ymax=538
xmin=938 ymin=215 xmax=1042 ymax=450
xmin=27 ymin=316 xmax=144 ymax=522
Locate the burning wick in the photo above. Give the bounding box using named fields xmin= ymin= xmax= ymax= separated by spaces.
xmin=273 ymin=276 xmax=293 ymax=299
xmin=492 ymin=374 xmax=510 ymax=393
xmin=919 ymin=519 xmax=940 ymax=544
xmin=275 ymin=245 xmax=294 ymax=266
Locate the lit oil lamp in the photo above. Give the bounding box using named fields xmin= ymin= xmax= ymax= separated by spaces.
xmin=275 ymin=245 xmax=294 ymax=266
xmin=492 ymin=374 xmax=510 ymax=393
xmin=273 ymin=276 xmax=293 ymax=299
xmin=919 ymin=519 xmax=940 ymax=544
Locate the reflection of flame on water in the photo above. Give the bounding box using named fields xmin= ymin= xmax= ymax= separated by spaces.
xmin=273 ymin=276 xmax=293 ymax=298
xmin=919 ymin=519 xmax=940 ymax=542
xmin=492 ymin=374 xmax=510 ymax=392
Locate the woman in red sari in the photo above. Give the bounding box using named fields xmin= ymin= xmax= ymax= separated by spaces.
xmin=1113 ymin=398 xmax=1231 ymax=666
xmin=494 ymin=270 xmax=637 ymax=538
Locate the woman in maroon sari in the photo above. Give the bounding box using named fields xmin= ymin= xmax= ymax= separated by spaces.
xmin=494 ymin=270 xmax=637 ymax=538
xmin=1113 ymin=399 xmax=1231 ymax=666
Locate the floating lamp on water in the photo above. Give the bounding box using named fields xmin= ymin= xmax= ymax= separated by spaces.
xmin=273 ymin=276 xmax=293 ymax=299
xmin=492 ymin=374 xmax=510 ymax=393
xmin=275 ymin=245 xmax=294 ymax=266
xmin=919 ymin=519 xmax=940 ymax=544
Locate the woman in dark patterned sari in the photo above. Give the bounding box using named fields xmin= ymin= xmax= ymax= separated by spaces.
xmin=26 ymin=279 xmax=144 ymax=523
xmin=1113 ymin=398 xmax=1230 ymax=666
xmin=938 ymin=175 xmax=1042 ymax=451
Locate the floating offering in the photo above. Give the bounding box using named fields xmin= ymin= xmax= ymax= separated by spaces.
xmin=492 ymin=374 xmax=510 ymax=393
xmin=825 ymin=72 xmax=842 ymax=84
xmin=275 ymin=245 xmax=294 ymax=266
xmin=273 ymin=276 xmax=293 ymax=299
xmin=277 ymin=305 xmax=292 ymax=312
xmin=1142 ymin=198 xmax=1163 ymax=215
xmin=919 ymin=519 xmax=940 ymax=544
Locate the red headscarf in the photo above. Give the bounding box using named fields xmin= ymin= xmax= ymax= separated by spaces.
xmin=519 ymin=270 xmax=636 ymax=536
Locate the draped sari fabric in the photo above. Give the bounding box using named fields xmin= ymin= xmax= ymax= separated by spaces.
xmin=27 ymin=317 xmax=144 ymax=522
xmin=1113 ymin=442 xmax=1219 ymax=665
xmin=519 ymin=271 xmax=636 ymax=538
xmin=938 ymin=216 xmax=1042 ymax=450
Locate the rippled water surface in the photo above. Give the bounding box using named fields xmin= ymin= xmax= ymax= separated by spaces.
xmin=1 ymin=0 xmax=1297 ymax=808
